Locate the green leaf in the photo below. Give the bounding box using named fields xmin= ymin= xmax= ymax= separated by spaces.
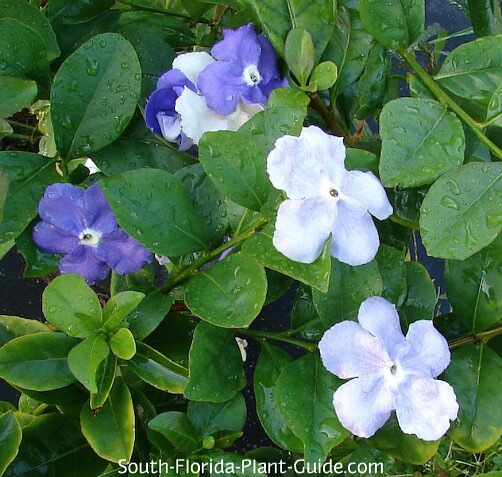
xmin=0 ymin=18 xmax=49 ymax=87
xmin=312 ymin=258 xmax=383 ymax=328
xmin=367 ymin=415 xmax=440 ymax=465
xmin=244 ymin=0 xmax=334 ymax=61
xmin=467 ymin=0 xmax=502 ymax=37
xmin=241 ymin=224 xmax=331 ymax=293
xmin=345 ymin=148 xmax=379 ymax=175
xmin=420 ymin=162 xmax=502 ymax=259
xmin=48 ymin=0 xmax=115 ymax=24
xmin=443 ymin=344 xmax=502 ymax=452
xmin=274 ymin=353 xmax=349 ymax=464
xmin=359 ymin=0 xmax=424 ymax=50
xmin=101 ymin=168 xmax=208 ymax=256
xmin=0 ymin=315 xmax=49 ymax=347
xmin=109 ymin=328 xmax=136 ymax=360
xmin=128 ymin=341 xmax=188 ymax=394
xmin=290 ymin=285 xmax=324 ymax=340
xmin=103 ymin=291 xmax=144 ymax=330
xmin=0 ymin=332 xmax=77 ymax=391
xmin=68 ymin=334 xmax=110 ymax=393
xmin=187 ymin=392 xmax=246 ymax=439
xmin=51 ymin=33 xmax=141 ymax=159
xmin=390 ymin=188 xmax=427 ymax=229
xmin=0 ymin=77 xmax=37 ymax=118
xmin=43 ymin=274 xmax=103 ymax=338
xmin=264 ymin=269 xmax=294 ymax=305
xmin=254 ymin=344 xmax=303 ymax=453
xmin=0 ymin=412 xmax=22 ymax=475
xmin=81 ymin=378 xmax=134 ymax=463
xmin=309 ymin=61 xmax=338 ymax=91
xmin=379 ymin=98 xmax=465 ymax=188
xmin=148 ymin=412 xmax=198 ymax=453
xmin=375 ymin=244 xmax=407 ymax=307
xmin=17 ymin=384 xmax=87 ymax=406
xmin=285 ymin=28 xmax=315 ymax=85
xmin=445 ymin=234 xmax=502 ymax=333
xmin=90 ymin=353 xmax=117 ymax=410
xmin=185 ymin=253 xmax=267 ymax=328
xmin=0 ymin=152 xmax=58 ymax=245
xmin=184 ymin=322 xmax=245 ymax=403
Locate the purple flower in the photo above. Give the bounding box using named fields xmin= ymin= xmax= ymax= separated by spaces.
xmin=33 ymin=183 xmax=152 ymax=285
xmin=197 ymin=23 xmax=287 ymax=115
xmin=319 ymin=296 xmax=458 ymax=441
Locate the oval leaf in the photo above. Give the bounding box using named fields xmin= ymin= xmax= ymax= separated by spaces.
xmin=0 ymin=412 xmax=22 ymax=475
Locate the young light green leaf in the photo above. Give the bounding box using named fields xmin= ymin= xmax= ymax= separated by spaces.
xmin=109 ymin=328 xmax=136 ymax=360
xmin=0 ymin=77 xmax=38 ymax=119
xmin=309 ymin=61 xmax=338 ymax=91
xmin=285 ymin=28 xmax=315 ymax=85
xmin=0 ymin=315 xmax=49 ymax=347
xmin=103 ymin=291 xmax=144 ymax=330
xmin=90 ymin=353 xmax=117 ymax=410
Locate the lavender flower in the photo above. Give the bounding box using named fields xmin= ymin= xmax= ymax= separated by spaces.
xmin=33 ymin=183 xmax=152 ymax=285
xmin=197 ymin=23 xmax=287 ymax=115
xmin=267 ymin=126 xmax=393 ymax=266
xmin=319 ymin=296 xmax=458 ymax=441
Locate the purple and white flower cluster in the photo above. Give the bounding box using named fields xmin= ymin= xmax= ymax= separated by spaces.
xmin=145 ymin=23 xmax=287 ymax=151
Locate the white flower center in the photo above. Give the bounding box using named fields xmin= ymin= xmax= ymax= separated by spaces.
xmin=329 ymin=188 xmax=339 ymax=198
xmin=242 ymin=64 xmax=262 ymax=86
xmin=79 ymin=228 xmax=102 ymax=247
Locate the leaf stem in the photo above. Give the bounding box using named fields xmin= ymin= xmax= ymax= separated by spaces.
xmin=309 ymin=92 xmax=348 ymax=139
xmin=160 ymin=216 xmax=268 ymax=294
xmin=6 ymin=119 xmax=38 ymax=131
xmin=449 ymin=324 xmax=502 ymax=350
xmin=400 ymin=50 xmax=502 ymax=160
xmin=237 ymin=328 xmax=318 ymax=352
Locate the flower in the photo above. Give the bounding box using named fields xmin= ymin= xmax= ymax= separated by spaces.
xmin=319 ymin=296 xmax=458 ymax=441
xmin=197 ymin=23 xmax=287 ymax=115
xmin=266 ymin=126 xmax=393 ymax=266
xmin=33 ymin=183 xmax=152 ymax=285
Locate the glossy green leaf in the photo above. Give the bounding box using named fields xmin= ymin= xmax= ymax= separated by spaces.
xmin=443 ymin=344 xmax=502 ymax=452
xmin=42 ymin=274 xmax=102 ymax=338
xmin=379 ymin=98 xmax=465 ymax=188
xmin=359 ymin=0 xmax=424 ymax=50
xmin=103 ymin=291 xmax=144 ymax=330
xmin=264 ymin=269 xmax=294 ymax=305
xmin=184 ymin=322 xmax=245 ymax=402
xmin=285 ymin=28 xmax=315 ymax=85
xmin=0 ymin=77 xmax=37 ymax=118
xmin=17 ymin=384 xmax=88 ymax=407
xmin=185 ymin=253 xmax=267 ymax=328
xmin=148 ymin=411 xmax=198 ymax=453
xmin=0 ymin=152 xmax=58 ymax=245
xmin=254 ymin=344 xmax=303 ymax=453
xmin=309 ymin=61 xmax=338 ymax=91
xmin=81 ymin=378 xmax=134 ymax=463
xmin=101 ymin=168 xmax=208 ymax=256
xmin=345 ymin=148 xmax=379 ymax=175
xmin=109 ymin=328 xmax=136 ymax=360
xmin=420 ymin=162 xmax=502 ymax=259
xmin=290 ymin=285 xmax=324 ymax=340
xmin=48 ymin=0 xmax=115 ymax=24
xmin=312 ymin=258 xmax=383 ymax=328
xmin=0 ymin=412 xmax=22 ymax=475
xmin=274 ymin=353 xmax=349 ymax=464
xmin=390 ymin=188 xmax=427 ymax=229
xmin=445 ymin=234 xmax=502 ymax=332
xmin=0 ymin=332 xmax=77 ymax=391
xmin=90 ymin=353 xmax=117 ymax=410
xmin=68 ymin=334 xmax=109 ymax=393
xmin=0 ymin=315 xmax=49 ymax=347
xmin=51 ymin=33 xmax=141 ymax=159
xmin=128 ymin=341 xmax=188 ymax=394
xmin=375 ymin=244 xmax=407 ymax=307
xmin=467 ymin=0 xmax=502 ymax=37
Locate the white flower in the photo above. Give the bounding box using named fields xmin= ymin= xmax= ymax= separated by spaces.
xmin=266 ymin=126 xmax=393 ymax=266
xmin=84 ymin=158 xmax=100 ymax=175
xmin=319 ymin=296 xmax=459 ymax=441
xmin=235 ymin=337 xmax=248 ymax=362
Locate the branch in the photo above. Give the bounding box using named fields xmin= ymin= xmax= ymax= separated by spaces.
xmin=449 ymin=324 xmax=502 ymax=350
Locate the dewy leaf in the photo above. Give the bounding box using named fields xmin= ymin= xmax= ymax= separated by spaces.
xmin=184 ymin=322 xmax=245 ymax=403
xmin=0 ymin=412 xmax=22 ymax=476
xmin=445 ymin=233 xmax=502 ymax=333
xmin=375 ymin=244 xmax=407 ymax=307
xmin=274 ymin=353 xmax=349 ymax=464
xmin=51 ymin=33 xmax=141 ymax=159
xmin=109 ymin=328 xmax=136 ymax=360
xmin=359 ymin=0 xmax=425 ymax=50
xmin=467 ymin=0 xmax=502 ymax=37
xmin=420 ymin=162 xmax=502 ymax=259
xmin=48 ymin=0 xmax=115 ymax=24
xmin=0 ymin=315 xmax=49 ymax=347
xmin=0 ymin=332 xmax=78 ymax=391
xmin=43 ymin=274 xmax=103 ymax=338
xmin=148 ymin=412 xmax=198 ymax=453
xmin=254 ymin=344 xmax=303 ymax=453
xmin=81 ymin=377 xmax=135 ymax=463
xmin=103 ymin=291 xmax=145 ymax=330
xmin=285 ymin=28 xmax=315 ymax=85
xmin=185 ymin=253 xmax=267 ymax=329
xmin=443 ymin=344 xmax=502 ymax=453
xmin=101 ymin=169 xmax=209 ymax=257
xmin=90 ymin=353 xmax=117 ymax=410
xmin=243 ymin=0 xmax=334 ymax=61
xmin=379 ymin=98 xmax=465 ymax=188
xmin=0 ymin=77 xmax=38 ymax=119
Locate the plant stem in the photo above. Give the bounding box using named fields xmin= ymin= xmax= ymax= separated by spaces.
xmin=238 ymin=328 xmax=318 ymax=352
xmin=160 ymin=216 xmax=268 ymax=294
xmin=5 ymin=133 xmax=38 ymax=141
xmin=6 ymin=119 xmax=38 ymax=131
xmin=309 ymin=93 xmax=348 ymax=139
xmin=116 ymin=0 xmax=212 ymax=24
xmin=400 ymin=50 xmax=502 ymax=161
xmin=449 ymin=324 xmax=502 ymax=350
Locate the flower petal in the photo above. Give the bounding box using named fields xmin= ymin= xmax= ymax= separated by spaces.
xmin=33 ymin=221 xmax=79 ymax=254
xmin=398 ymin=320 xmax=451 ymax=378
xmin=330 ymin=200 xmax=380 ymax=266
xmin=171 ymin=51 xmax=214 ymax=87
xmin=59 ymin=246 xmax=109 ymax=285
xmin=96 ymin=229 xmax=152 ymax=275
xmin=256 ymin=34 xmax=281 ymax=84
xmin=38 ymin=184 xmax=86 ymax=235
xmin=144 ymin=88 xmax=178 ymax=135
xmin=319 ymin=321 xmax=393 ymax=379
xmin=333 ymin=375 xmax=394 ymax=438
xmin=273 ymin=198 xmax=334 ymax=264
xmin=358 ymin=296 xmax=405 ymax=360
xmin=84 ymin=184 xmax=118 ymax=234
xmin=341 ymin=170 xmax=393 ymax=220
xmin=395 ymin=377 xmax=458 ymax=441
xmin=211 ymin=23 xmax=260 ymax=65
xmin=157 ymin=113 xmax=182 ymax=142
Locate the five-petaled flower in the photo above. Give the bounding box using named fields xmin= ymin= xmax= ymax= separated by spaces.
xmin=267 ymin=126 xmax=393 ymax=266
xmin=33 ymin=183 xmax=152 ymax=285
xmin=319 ymin=296 xmax=459 ymax=441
